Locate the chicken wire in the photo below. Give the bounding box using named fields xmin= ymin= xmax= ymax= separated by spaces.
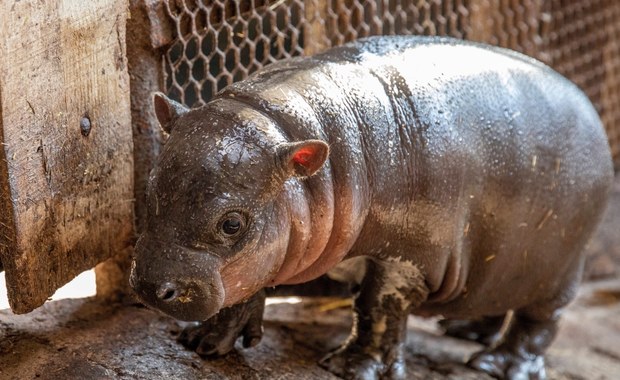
xmin=161 ymin=0 xmax=620 ymax=165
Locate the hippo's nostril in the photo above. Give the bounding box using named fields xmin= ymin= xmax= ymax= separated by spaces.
xmin=157 ymin=282 xmax=179 ymax=302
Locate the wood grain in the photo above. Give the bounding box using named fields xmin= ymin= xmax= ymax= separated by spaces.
xmin=0 ymin=0 xmax=133 ymax=313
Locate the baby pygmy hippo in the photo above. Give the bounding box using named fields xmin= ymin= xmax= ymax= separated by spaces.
xmin=130 ymin=36 xmax=614 ymax=380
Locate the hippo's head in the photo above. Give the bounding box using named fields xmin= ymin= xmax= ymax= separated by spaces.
xmin=130 ymin=93 xmax=329 ymax=321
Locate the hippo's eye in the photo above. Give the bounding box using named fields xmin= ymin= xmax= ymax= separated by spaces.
xmin=219 ymin=212 xmax=246 ymax=237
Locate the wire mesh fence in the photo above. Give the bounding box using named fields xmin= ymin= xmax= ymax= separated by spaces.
xmin=160 ymin=0 xmax=620 ymax=164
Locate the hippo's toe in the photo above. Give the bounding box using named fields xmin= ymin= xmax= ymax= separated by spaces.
xmin=319 ymin=345 xmax=405 ymax=380
xmin=177 ymin=290 xmax=266 ymax=357
xmin=468 ymin=348 xmax=546 ymax=380
xmin=178 ymin=321 xmax=238 ymax=356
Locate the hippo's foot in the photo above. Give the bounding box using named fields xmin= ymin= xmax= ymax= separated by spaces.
xmin=467 ymin=310 xmax=559 ymax=380
xmin=319 ymin=258 xmax=429 ymax=380
xmin=319 ymin=343 xmax=405 ymax=380
xmin=178 ymin=290 xmax=265 ymax=357
xmin=469 ymin=348 xmax=546 ymax=380
xmin=439 ymin=315 xmax=506 ymax=346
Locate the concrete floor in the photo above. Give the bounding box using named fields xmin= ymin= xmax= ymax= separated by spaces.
xmin=0 ymin=276 xmax=619 ymax=380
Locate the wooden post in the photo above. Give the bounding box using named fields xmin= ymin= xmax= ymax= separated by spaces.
xmin=94 ymin=0 xmax=172 ymax=302
xmin=304 ymin=0 xmax=330 ymax=55
xmin=0 ymin=0 xmax=133 ymax=313
xmin=125 ymin=0 xmax=170 ymax=235
xmin=466 ymin=0 xmax=500 ymax=44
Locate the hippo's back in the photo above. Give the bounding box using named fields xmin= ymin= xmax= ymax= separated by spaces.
xmin=224 ymin=36 xmax=612 ymax=201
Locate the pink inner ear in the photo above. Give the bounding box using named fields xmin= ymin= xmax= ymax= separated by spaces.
xmin=154 ymin=96 xmax=171 ymax=126
xmin=292 ymin=147 xmax=316 ymax=167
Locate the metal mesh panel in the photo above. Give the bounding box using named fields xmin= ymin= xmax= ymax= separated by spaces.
xmin=163 ymin=0 xmax=305 ymax=107
xmin=467 ymin=0 xmax=620 ymax=163
xmin=162 ymin=0 xmax=469 ymax=107
xmin=550 ymin=0 xmax=620 ymax=167
xmin=314 ymin=0 xmax=469 ymax=48
xmin=161 ymin=0 xmax=620 ymax=165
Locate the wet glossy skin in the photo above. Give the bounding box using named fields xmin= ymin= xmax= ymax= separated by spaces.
xmin=131 ymin=36 xmax=614 ymax=379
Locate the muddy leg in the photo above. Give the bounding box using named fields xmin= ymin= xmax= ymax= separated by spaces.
xmin=320 ymin=258 xmax=428 ymax=380
xmin=439 ymin=315 xmax=506 ymax=346
xmin=468 ymin=310 xmax=558 ymax=380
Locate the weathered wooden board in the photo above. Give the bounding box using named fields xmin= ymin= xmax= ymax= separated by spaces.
xmin=0 ymin=0 xmax=133 ymax=313
xmin=92 ymin=0 xmax=170 ymax=303
xmin=126 ymin=0 xmax=168 ymax=234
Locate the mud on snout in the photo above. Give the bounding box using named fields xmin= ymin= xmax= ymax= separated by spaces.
xmin=130 ymin=235 xmax=225 ymax=322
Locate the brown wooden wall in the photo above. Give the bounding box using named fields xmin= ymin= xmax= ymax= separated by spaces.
xmin=0 ymin=0 xmax=133 ymax=314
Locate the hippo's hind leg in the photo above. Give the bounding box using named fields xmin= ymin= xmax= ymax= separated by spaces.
xmin=439 ymin=315 xmax=506 ymax=346
xmin=468 ymin=309 xmax=558 ymax=380
xmin=320 ymin=258 xmax=429 ymax=380
xmin=468 ymin=257 xmax=583 ymax=380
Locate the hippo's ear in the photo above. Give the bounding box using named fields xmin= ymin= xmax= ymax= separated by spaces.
xmin=276 ymin=140 xmax=329 ymax=178
xmin=153 ymin=92 xmax=189 ymax=134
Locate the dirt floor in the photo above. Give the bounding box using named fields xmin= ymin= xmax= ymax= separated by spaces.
xmin=1 ymin=179 xmax=619 ymax=380
xmin=0 ymin=277 xmax=618 ymax=380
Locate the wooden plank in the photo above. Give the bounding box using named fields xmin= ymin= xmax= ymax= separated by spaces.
xmin=144 ymin=0 xmax=175 ymax=49
xmin=95 ymin=0 xmax=168 ymax=302
xmin=466 ymin=0 xmax=499 ymax=44
xmin=0 ymin=0 xmax=133 ymax=314
xmin=125 ymin=0 xmax=167 ymax=236
xmin=304 ymin=0 xmax=330 ymax=55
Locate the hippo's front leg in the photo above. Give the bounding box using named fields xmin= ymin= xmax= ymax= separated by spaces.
xmin=178 ymin=290 xmax=266 ymax=356
xmin=320 ymin=258 xmax=429 ymax=380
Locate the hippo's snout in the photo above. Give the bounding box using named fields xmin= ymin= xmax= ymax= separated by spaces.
xmin=130 ymin=236 xmax=225 ymax=321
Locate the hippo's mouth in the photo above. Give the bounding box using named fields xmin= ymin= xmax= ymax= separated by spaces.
xmin=129 ymin=259 xmax=225 ymax=322
xmin=129 ymin=233 xmax=228 ymax=321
